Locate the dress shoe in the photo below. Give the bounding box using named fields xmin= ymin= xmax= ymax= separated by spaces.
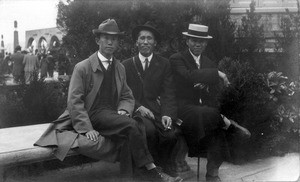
xmin=228 ymin=120 xmax=251 ymax=140
xmin=158 ymin=165 xmax=183 ymax=182
xmin=206 ymin=174 xmax=221 ymax=182
xmin=134 ymin=167 xmax=168 ymax=182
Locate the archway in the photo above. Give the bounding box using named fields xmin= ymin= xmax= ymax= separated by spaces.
xmin=27 ymin=37 xmax=36 ymax=51
xmin=38 ymin=37 xmax=48 ymax=54
xmin=49 ymin=35 xmax=60 ymax=50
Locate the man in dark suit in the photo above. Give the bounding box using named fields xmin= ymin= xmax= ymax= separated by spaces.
xmin=122 ymin=22 xmax=181 ymax=181
xmin=11 ymin=45 xmax=24 ymax=83
xmin=170 ymin=24 xmax=251 ymax=182
xmin=35 ymin=19 xmax=168 ymax=182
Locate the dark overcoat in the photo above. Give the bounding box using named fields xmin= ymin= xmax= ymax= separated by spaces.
xmin=34 ymin=52 xmax=135 ymax=161
xmin=122 ymin=54 xmax=177 ymax=119
xmin=170 ymin=50 xmax=224 ymax=156
xmin=11 ymin=52 xmax=24 ymax=77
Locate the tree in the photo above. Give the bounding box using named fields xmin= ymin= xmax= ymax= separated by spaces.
xmin=56 ymin=0 xmax=235 ymax=62
xmin=235 ymin=0 xmax=265 ymax=66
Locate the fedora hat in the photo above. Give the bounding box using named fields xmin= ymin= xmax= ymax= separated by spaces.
xmin=182 ymin=24 xmax=212 ymax=39
xmin=92 ymin=19 xmax=124 ymax=35
xmin=132 ymin=21 xmax=161 ymax=43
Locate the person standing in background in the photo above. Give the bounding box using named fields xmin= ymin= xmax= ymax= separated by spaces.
xmin=47 ymin=50 xmax=55 ymax=78
xmin=23 ymin=47 xmax=39 ymax=84
xmin=40 ymin=53 xmax=48 ymax=79
xmin=11 ymin=45 xmax=24 ymax=83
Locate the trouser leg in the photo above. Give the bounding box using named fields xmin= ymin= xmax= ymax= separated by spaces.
xmin=90 ymin=109 xmax=153 ymax=170
xmin=206 ymin=129 xmax=226 ymax=177
xmin=134 ymin=114 xmax=177 ymax=167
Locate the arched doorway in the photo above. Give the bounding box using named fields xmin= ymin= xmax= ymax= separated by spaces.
xmin=38 ymin=37 xmax=48 ymax=54
xmin=49 ymin=35 xmax=60 ymax=50
xmin=27 ymin=37 xmax=36 ymax=51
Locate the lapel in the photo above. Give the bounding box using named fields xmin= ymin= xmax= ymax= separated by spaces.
xmin=86 ymin=52 xmax=104 ymax=111
xmin=114 ymin=58 xmax=121 ymax=101
xmin=134 ymin=56 xmax=145 ymax=77
xmin=199 ymin=55 xmax=210 ymax=69
xmin=182 ymin=50 xmax=198 ymax=70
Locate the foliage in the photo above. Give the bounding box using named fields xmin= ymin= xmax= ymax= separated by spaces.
xmin=56 ymin=0 xmax=235 ymax=61
xmin=235 ymin=0 xmax=265 ymax=66
xmin=266 ymin=72 xmax=300 ymax=133
xmin=0 ymin=74 xmax=68 ymax=128
xmin=274 ymin=8 xmax=300 ymax=52
xmin=218 ymin=57 xmax=299 ymax=161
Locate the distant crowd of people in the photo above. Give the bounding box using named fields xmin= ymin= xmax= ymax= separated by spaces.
xmin=0 ymin=46 xmax=76 ymax=84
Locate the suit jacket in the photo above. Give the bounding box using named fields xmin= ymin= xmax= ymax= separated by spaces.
xmin=122 ymin=54 xmax=177 ymax=119
xmin=34 ymin=52 xmax=135 ymax=161
xmin=170 ymin=50 xmax=220 ymax=108
xmin=11 ymin=51 xmax=24 ymax=76
xmin=23 ymin=54 xmax=39 ymax=72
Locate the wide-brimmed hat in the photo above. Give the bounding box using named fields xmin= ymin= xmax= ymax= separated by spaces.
xmin=182 ymin=24 xmax=212 ymax=39
xmin=132 ymin=21 xmax=161 ymax=43
xmin=92 ymin=19 xmax=124 ymax=35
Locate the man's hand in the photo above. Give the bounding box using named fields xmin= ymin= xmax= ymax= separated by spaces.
xmin=161 ymin=116 xmax=172 ymax=130
xmin=86 ymin=130 xmax=99 ymax=141
xmin=137 ymin=106 xmax=155 ymax=120
xmin=118 ymin=110 xmax=128 ymax=116
xmin=218 ymin=71 xmax=230 ymax=87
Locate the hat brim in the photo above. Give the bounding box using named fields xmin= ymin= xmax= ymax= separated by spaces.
xmin=93 ymin=29 xmax=125 ymax=35
xmin=182 ymin=32 xmax=212 ymax=39
xmin=132 ymin=25 xmax=161 ymax=43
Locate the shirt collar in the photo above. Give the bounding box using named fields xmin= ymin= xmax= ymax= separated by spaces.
xmin=138 ymin=52 xmax=153 ymax=63
xmin=97 ymin=51 xmax=112 ymax=62
xmin=189 ymin=49 xmax=201 ymax=62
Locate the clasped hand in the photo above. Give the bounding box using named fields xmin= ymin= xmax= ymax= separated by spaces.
xmin=137 ymin=106 xmax=155 ymax=120
xmin=86 ymin=130 xmax=99 ymax=141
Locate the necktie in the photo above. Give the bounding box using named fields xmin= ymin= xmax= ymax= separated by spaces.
xmin=144 ymin=58 xmax=149 ymax=71
xmin=106 ymin=60 xmax=111 ymax=70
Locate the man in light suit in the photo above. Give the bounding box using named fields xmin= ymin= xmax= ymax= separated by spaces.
xmin=23 ymin=47 xmax=39 ymax=84
xmin=170 ymin=23 xmax=251 ymax=182
xmin=35 ymin=19 xmax=168 ymax=182
xmin=122 ymin=22 xmax=182 ymax=181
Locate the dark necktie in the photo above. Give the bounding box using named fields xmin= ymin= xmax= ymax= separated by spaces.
xmin=106 ymin=60 xmax=111 ymax=70
xmin=144 ymin=58 xmax=149 ymax=71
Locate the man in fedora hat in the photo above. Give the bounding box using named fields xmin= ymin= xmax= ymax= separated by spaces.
xmin=35 ymin=19 xmax=168 ymax=181
xmin=122 ymin=22 xmax=182 ymax=181
xmin=170 ymin=24 xmax=251 ymax=181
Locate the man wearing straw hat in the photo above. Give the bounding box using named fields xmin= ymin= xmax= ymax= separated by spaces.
xmin=170 ymin=24 xmax=251 ymax=181
xmin=35 ymin=19 xmax=169 ymax=181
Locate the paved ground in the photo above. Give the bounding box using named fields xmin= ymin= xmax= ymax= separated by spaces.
xmin=5 ymin=152 xmax=299 ymax=182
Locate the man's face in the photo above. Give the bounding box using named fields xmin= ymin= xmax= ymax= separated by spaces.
xmin=96 ymin=34 xmax=119 ymax=59
xmin=136 ymin=30 xmax=156 ymax=57
xmin=186 ymin=37 xmax=208 ymax=56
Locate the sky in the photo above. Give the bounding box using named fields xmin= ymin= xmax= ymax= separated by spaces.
xmin=0 ymin=0 xmax=62 ymax=53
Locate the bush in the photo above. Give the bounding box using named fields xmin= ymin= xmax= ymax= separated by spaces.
xmin=218 ymin=57 xmax=299 ymax=162
xmin=57 ymin=0 xmax=235 ymax=61
xmin=0 ymin=75 xmax=68 ymax=128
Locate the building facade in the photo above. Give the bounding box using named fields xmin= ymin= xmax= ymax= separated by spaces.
xmin=25 ymin=27 xmax=63 ymax=53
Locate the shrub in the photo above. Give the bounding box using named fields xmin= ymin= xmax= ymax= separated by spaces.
xmin=218 ymin=57 xmax=299 ymax=162
xmin=57 ymin=0 xmax=235 ymax=61
xmin=0 ymin=75 xmax=68 ymax=128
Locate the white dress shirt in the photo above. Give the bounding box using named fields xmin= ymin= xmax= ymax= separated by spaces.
xmin=138 ymin=53 xmax=153 ymax=70
xmin=97 ymin=51 xmax=112 ymax=70
xmin=189 ymin=49 xmax=201 ymax=69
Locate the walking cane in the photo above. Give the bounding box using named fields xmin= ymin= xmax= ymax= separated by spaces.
xmin=197 ymin=156 xmax=200 ymax=180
